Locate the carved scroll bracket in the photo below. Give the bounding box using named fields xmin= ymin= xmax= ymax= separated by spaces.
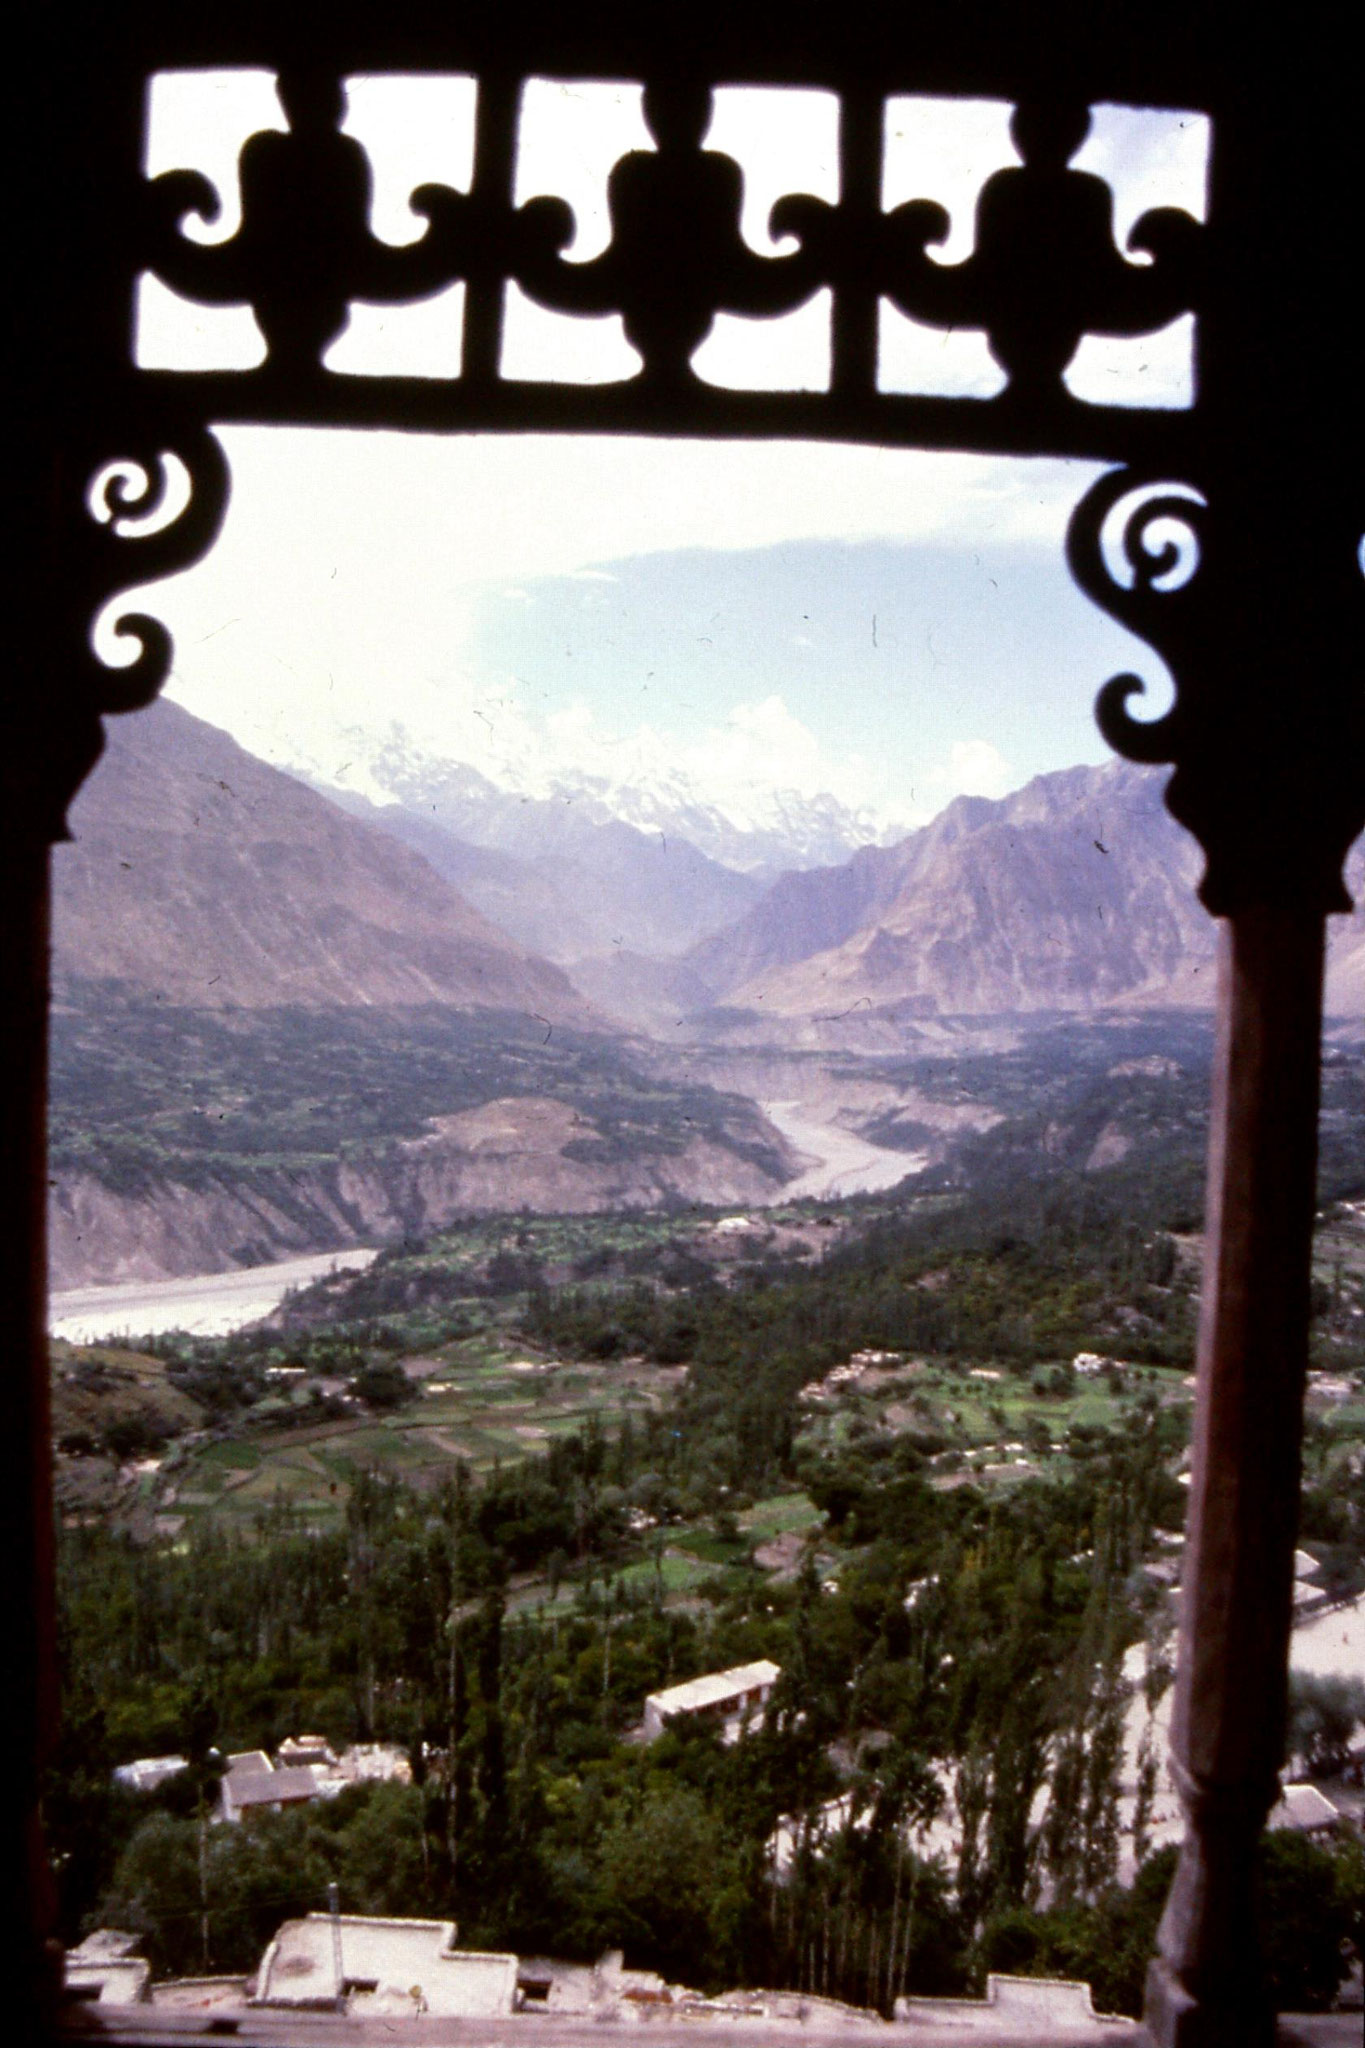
xmin=34 ymin=423 xmax=230 ymax=843
xmin=1067 ymin=465 xmax=1365 ymax=917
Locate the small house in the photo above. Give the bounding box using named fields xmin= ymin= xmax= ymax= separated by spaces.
xmin=112 ymin=1754 xmax=189 ymax=1794
xmin=220 ymin=1751 xmax=321 ymax=1824
xmin=643 ymin=1659 xmax=780 ymax=1743
xmin=1268 ymin=1782 xmax=1343 ymax=1837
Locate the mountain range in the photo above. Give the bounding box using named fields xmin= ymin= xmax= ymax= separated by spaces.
xmin=681 ymin=762 xmax=1362 ymax=1031
xmin=685 ymin=763 xmax=1219 ymax=1026
xmin=53 ymin=701 xmax=596 ymax=1022
xmin=47 ymin=700 xmax=1364 ymax=1286
xmin=320 ymin=770 xmax=765 ymax=967
xmin=327 ymin=721 xmax=898 ymax=875
xmin=285 ymin=724 xmax=895 ymax=970
xmin=58 ymin=702 xmax=1365 ymax=1037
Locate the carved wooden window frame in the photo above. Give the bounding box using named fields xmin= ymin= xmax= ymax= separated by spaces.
xmin=14 ymin=10 xmax=1364 ymax=2044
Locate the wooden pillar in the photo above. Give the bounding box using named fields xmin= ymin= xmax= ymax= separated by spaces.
xmin=1145 ymin=904 xmax=1326 ymax=2046
xmin=0 ymin=838 xmax=62 ymax=2045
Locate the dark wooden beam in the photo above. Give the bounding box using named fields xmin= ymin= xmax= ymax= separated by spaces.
xmin=0 ymin=843 xmax=62 ymax=2048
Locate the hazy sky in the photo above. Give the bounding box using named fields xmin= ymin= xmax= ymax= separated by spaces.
xmin=133 ymin=434 xmax=1171 ymax=829
xmin=112 ymin=77 xmax=1207 ymax=830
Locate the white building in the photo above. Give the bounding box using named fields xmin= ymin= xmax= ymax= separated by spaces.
xmin=64 ymin=1931 xmax=150 ymax=2007
xmin=643 ymin=1659 xmax=780 ymax=1743
xmin=1268 ymin=1782 xmax=1343 ymax=1837
xmin=254 ymin=1916 xmax=518 ymax=2017
xmin=112 ymin=1755 xmax=188 ymax=1794
xmin=275 ymin=1734 xmax=335 ymax=1769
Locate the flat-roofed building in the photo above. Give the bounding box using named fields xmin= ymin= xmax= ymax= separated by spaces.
xmin=64 ymin=1931 xmax=150 ymax=2007
xmin=643 ymin=1659 xmax=780 ymax=1743
xmin=112 ymin=1754 xmax=189 ymax=1794
xmin=254 ymin=1916 xmax=518 ymax=2017
xmin=275 ymin=1734 xmax=336 ymax=1769
xmin=1268 ymin=1781 xmax=1344 ymax=1837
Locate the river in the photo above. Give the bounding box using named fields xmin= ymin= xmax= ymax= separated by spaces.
xmin=49 ymin=1247 xmax=381 ymax=1345
xmin=762 ymin=1100 xmax=927 ymax=1201
xmin=50 ymin=1105 xmax=918 ymax=1337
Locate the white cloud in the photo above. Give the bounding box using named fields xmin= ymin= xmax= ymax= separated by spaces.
xmin=149 ymin=429 xmax=1101 ymax=617
xmin=137 ymin=433 xmax=1096 ymax=827
xmin=931 ymin=738 xmax=1014 ymax=800
xmin=445 ymin=689 xmax=884 ymax=824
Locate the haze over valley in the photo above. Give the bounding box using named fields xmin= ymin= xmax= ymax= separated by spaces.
xmin=50 ymin=696 xmax=1365 ymax=1294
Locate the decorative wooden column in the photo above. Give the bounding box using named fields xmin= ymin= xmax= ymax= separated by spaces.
xmin=1067 ymin=449 xmax=1365 ymax=2038
xmin=1066 ymin=71 xmax=1365 ymax=2038
xmin=1145 ymin=908 xmax=1326 ymax=2045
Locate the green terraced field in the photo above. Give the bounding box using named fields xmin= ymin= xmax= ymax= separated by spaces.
xmin=740 ymin=1492 xmax=822 ymax=1539
xmin=163 ymin=1341 xmax=680 ymax=1529
xmin=614 ymin=1550 xmax=727 ymax=1599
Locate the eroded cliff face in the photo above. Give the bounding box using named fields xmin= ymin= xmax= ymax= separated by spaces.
xmin=49 ymin=1096 xmax=795 ymax=1289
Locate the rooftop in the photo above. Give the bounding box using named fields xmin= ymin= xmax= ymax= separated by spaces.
xmin=647 ymin=1659 xmax=781 ymax=1718
xmin=64 ymin=1933 xmax=151 ymax=2009
xmin=1269 ymin=1782 xmax=1343 ymax=1834
xmin=221 ymin=1762 xmax=323 ymax=1820
xmin=897 ymin=1973 xmax=1134 ymax=2037
xmin=111 ymin=1756 xmax=188 ymax=1793
xmin=256 ymin=1916 xmax=519 ymax=2018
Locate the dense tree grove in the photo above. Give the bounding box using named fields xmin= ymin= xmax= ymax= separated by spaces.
xmin=49 ymin=1170 xmax=1365 ymax=2013
xmin=53 ymin=1436 xmax=1363 ymax=2009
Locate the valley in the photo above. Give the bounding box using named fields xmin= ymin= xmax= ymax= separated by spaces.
xmin=49 ymin=700 xmax=1365 ymax=1298
xmin=50 ymin=1165 xmax=1365 ymax=2014
xmin=44 ymin=695 xmax=1365 ymax=2020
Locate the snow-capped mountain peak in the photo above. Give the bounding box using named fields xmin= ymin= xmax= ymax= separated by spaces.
xmin=280 ymin=720 xmax=906 ymax=876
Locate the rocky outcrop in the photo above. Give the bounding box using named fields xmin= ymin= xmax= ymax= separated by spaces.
xmin=49 ymin=1097 xmax=796 ymax=1289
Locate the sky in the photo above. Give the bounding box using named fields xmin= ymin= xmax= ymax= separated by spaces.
xmin=108 ymin=76 xmax=1209 ymax=834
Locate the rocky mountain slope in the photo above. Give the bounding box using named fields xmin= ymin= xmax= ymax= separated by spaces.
xmin=53 ymin=701 xmax=596 ymax=1021
xmin=327 ymin=782 xmax=763 ymax=965
xmin=47 ymin=709 xmax=805 ymax=1287
xmin=684 ymin=762 xmax=1365 ymax=1032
